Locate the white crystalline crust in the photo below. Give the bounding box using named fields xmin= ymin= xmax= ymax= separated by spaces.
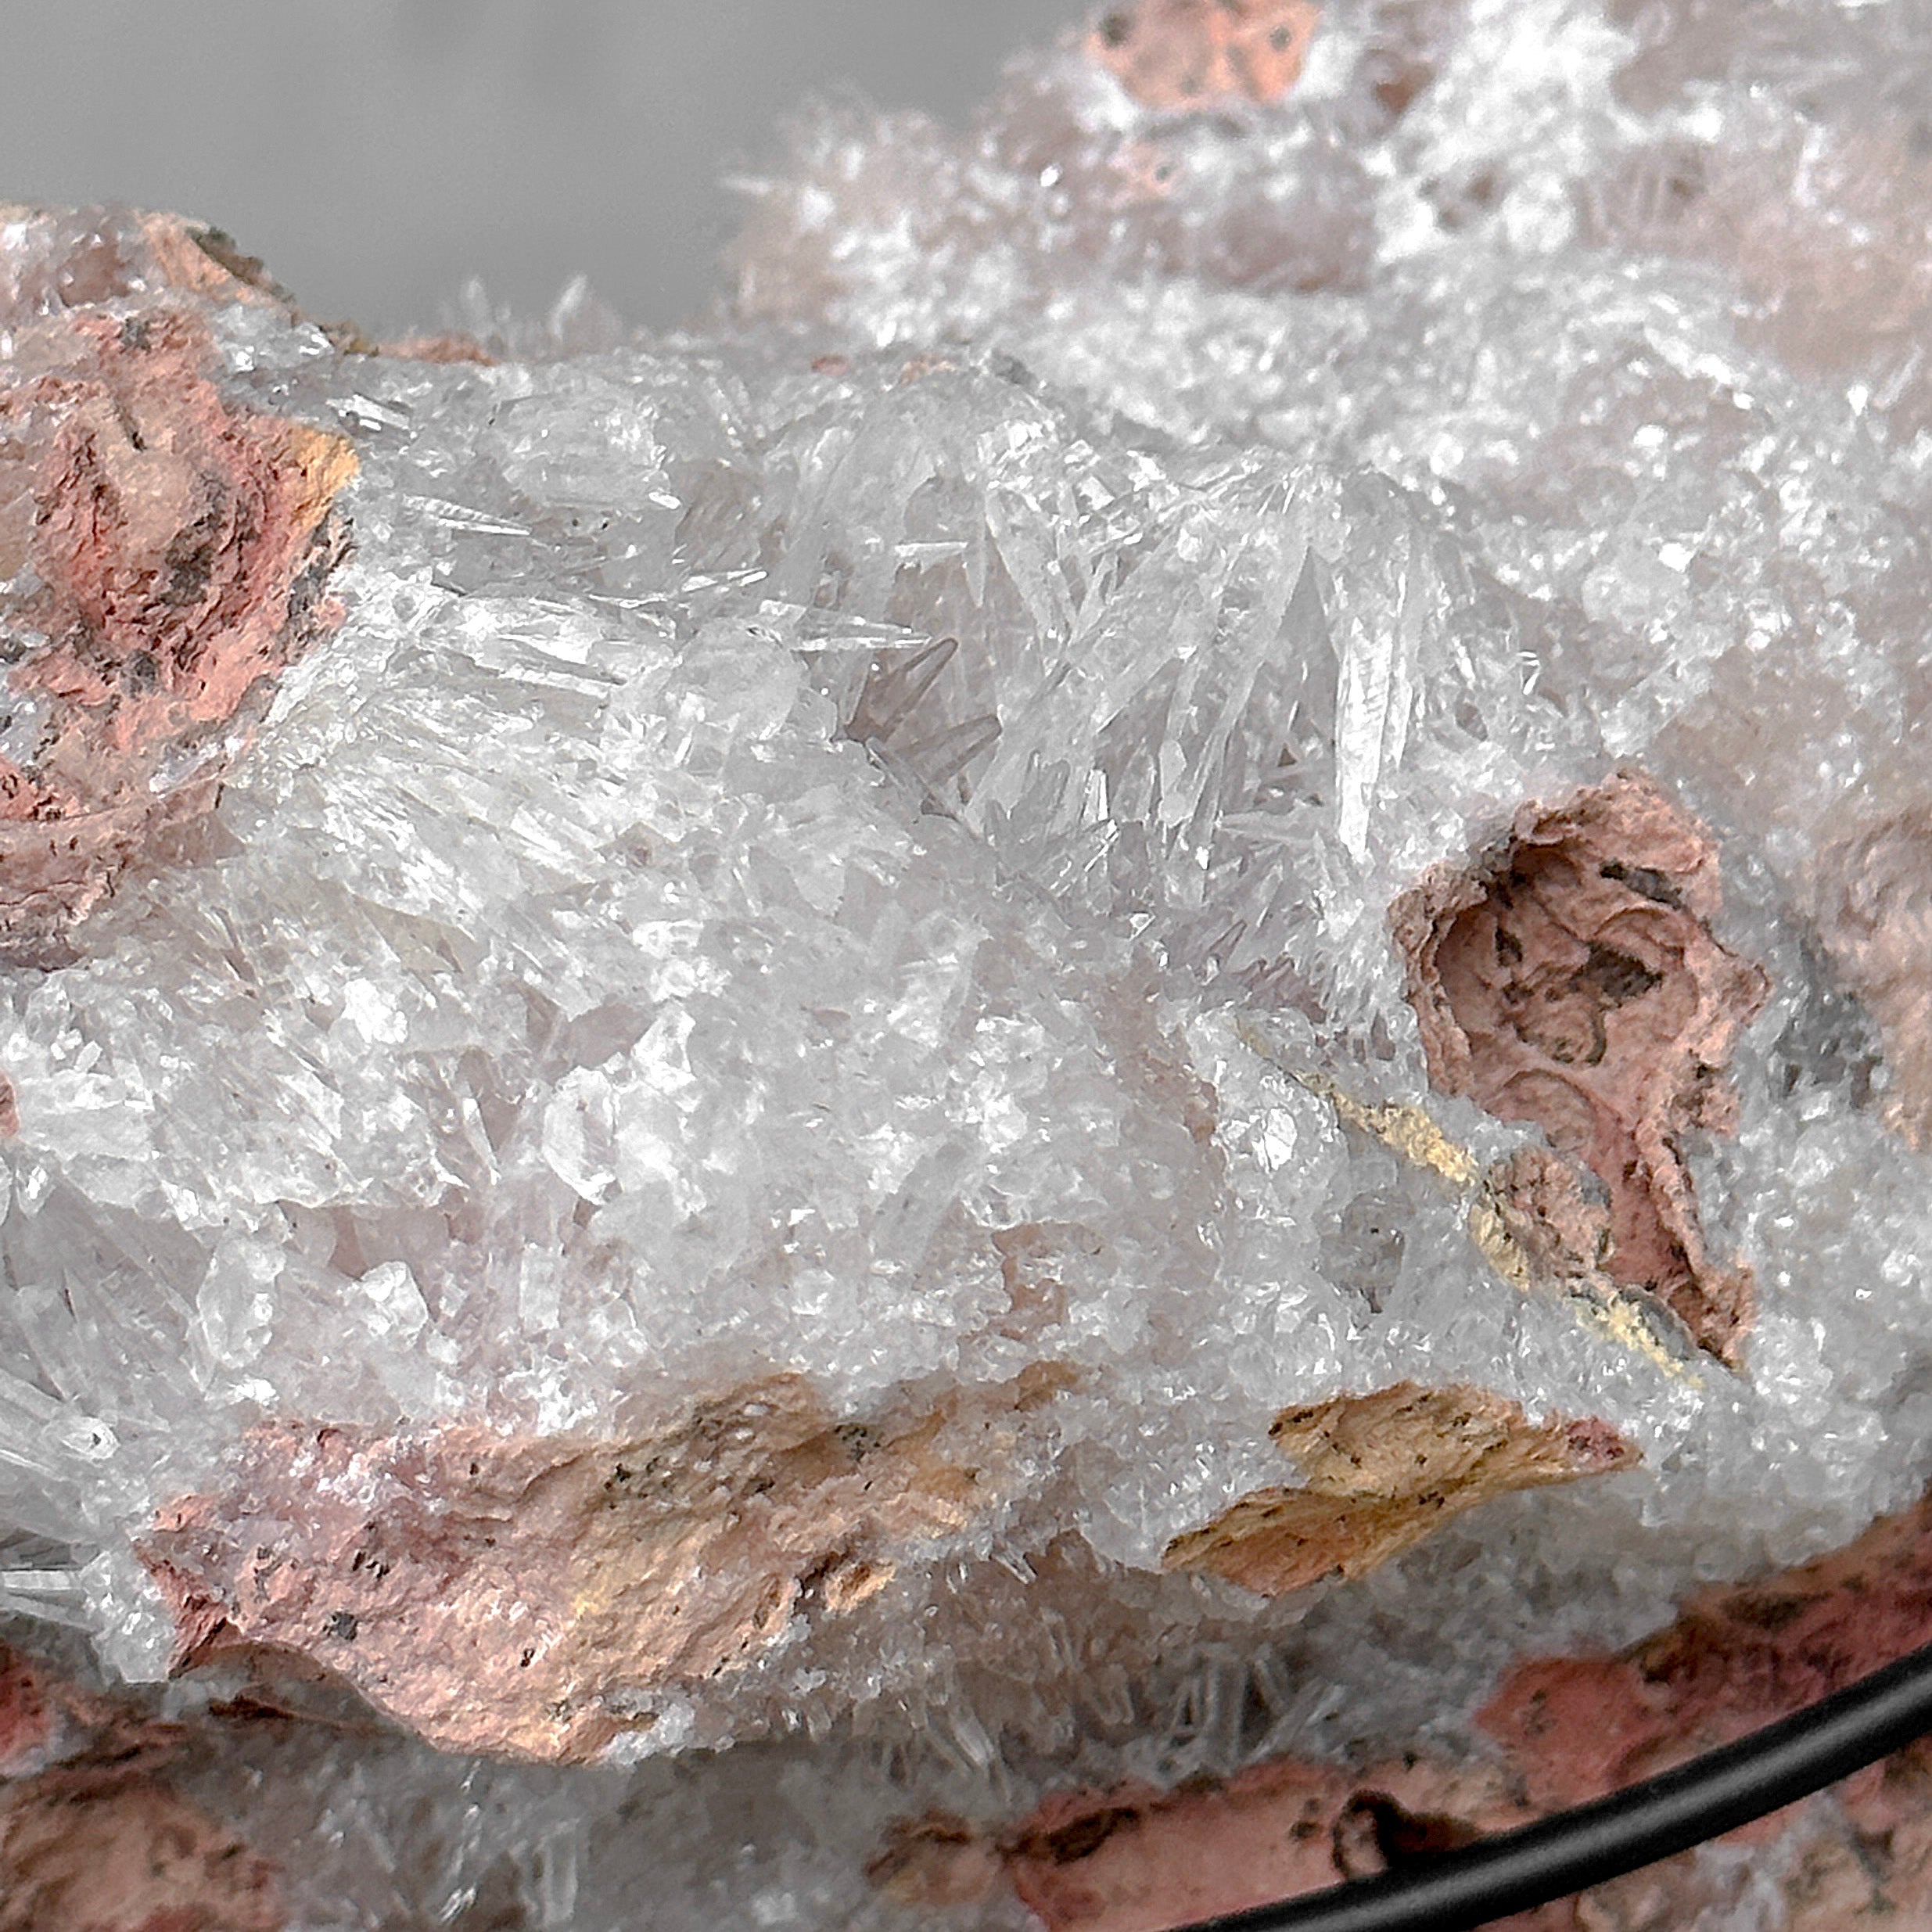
xmin=6 ymin=0 xmax=1932 ymax=1923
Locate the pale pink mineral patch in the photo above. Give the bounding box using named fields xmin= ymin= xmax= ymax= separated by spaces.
xmin=1089 ymin=0 xmax=1322 ymax=110
xmin=142 ymin=1367 xmax=1073 ymax=1763
xmin=1162 ymin=1381 xmax=1636 ymax=1596
xmin=0 ymin=221 xmax=357 ymax=956
xmin=1392 ymin=772 xmax=1769 ymax=1364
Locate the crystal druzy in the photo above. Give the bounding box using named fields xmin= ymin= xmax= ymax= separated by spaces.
xmin=7 ymin=0 xmax=1932 ymax=1924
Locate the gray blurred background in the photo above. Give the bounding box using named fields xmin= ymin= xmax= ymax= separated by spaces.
xmin=0 ymin=0 xmax=1086 ymax=336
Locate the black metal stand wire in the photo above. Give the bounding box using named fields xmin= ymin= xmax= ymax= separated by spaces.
xmin=1177 ymin=1636 xmax=1932 ymax=1932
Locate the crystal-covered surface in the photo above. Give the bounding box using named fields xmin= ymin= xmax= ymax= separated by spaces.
xmin=6 ymin=0 xmax=1932 ymax=1922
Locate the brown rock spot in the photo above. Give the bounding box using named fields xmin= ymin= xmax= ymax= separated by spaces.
xmin=1392 ymin=773 xmax=1769 ymax=1365
xmin=373 ymin=332 xmax=497 ymax=368
xmin=1481 ymin=1488 xmax=1932 ymax=1812
xmin=1162 ymin=1381 xmax=1636 ymax=1596
xmin=0 ymin=1776 xmax=284 ymax=1932
xmin=888 ymin=1757 xmax=1564 ymax=1932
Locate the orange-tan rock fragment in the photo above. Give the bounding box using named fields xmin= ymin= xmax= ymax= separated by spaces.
xmin=1162 ymin=1381 xmax=1636 ymax=1596
xmin=142 ymin=1368 xmax=1071 ymax=1763
xmin=0 ymin=288 xmax=355 ymax=953
xmin=1392 ymin=772 xmax=1769 ymax=1364
xmin=0 ymin=207 xmax=297 ymax=323
xmin=1090 ymin=0 xmax=1321 ymax=110
xmin=131 ymin=216 xmax=300 ymax=315
xmin=1811 ymin=803 xmax=1932 ymax=1150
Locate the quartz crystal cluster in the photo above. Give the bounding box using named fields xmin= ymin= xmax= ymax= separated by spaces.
xmin=6 ymin=0 xmax=1932 ymax=1924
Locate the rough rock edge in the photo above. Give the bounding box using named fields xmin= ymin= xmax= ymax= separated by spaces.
xmin=1478 ymin=1489 xmax=1932 ymax=1808
xmin=882 ymin=1486 xmax=1932 ymax=1929
xmin=873 ymin=1757 xmax=1566 ymax=1931
xmin=1391 ymin=771 xmax=1770 ymax=1366
xmin=0 ymin=203 xmax=496 ymax=365
xmin=0 ymin=218 xmax=360 ymax=964
xmin=1162 ymin=1381 xmax=1637 ymax=1596
xmin=0 ymin=1638 xmax=283 ymax=1932
xmin=142 ymin=1366 xmax=1074 ymax=1763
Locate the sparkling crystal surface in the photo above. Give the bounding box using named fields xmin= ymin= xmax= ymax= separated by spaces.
xmin=8 ymin=0 xmax=1932 ymax=1923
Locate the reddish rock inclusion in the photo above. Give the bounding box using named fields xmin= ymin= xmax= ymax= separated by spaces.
xmin=0 ymin=222 xmax=357 ymax=957
xmin=891 ymin=1489 xmax=1932 ymax=1930
xmin=142 ymin=1369 xmax=1072 ymax=1763
xmin=1393 ymin=774 xmax=1769 ymax=1363
xmin=1090 ymin=0 xmax=1322 ymax=110
xmin=0 ymin=1639 xmax=282 ymax=1932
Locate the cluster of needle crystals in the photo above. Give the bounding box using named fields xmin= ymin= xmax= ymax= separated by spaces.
xmin=6 ymin=0 xmax=1932 ymax=1924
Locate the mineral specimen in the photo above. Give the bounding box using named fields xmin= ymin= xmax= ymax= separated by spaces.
xmin=6 ymin=0 xmax=1932 ymax=1924
xmin=1090 ymin=0 xmax=1323 ymax=109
